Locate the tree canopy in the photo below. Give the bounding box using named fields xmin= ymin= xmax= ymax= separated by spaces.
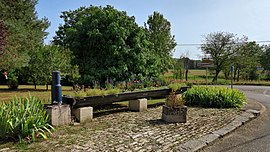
xmin=0 ymin=0 xmax=49 ymax=70
xmin=233 ymin=41 xmax=262 ymax=80
xmin=260 ymin=45 xmax=270 ymax=79
xmin=0 ymin=20 xmax=7 ymax=56
xmin=201 ymin=32 xmax=246 ymax=82
xmin=145 ymin=11 xmax=177 ymax=74
xmin=54 ymin=5 xmax=160 ymax=85
xmin=22 ymin=45 xmax=75 ymax=89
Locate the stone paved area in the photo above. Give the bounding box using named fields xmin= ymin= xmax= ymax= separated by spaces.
xmin=19 ymin=106 xmax=243 ymax=152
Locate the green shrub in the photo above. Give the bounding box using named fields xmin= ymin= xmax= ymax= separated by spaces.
xmin=0 ymin=96 xmax=54 ymax=142
xmin=86 ymin=89 xmax=104 ymax=96
xmin=71 ymin=91 xmax=87 ymax=99
xmin=104 ymin=88 xmax=120 ymax=95
xmin=7 ymin=74 xmax=19 ymax=90
xmin=168 ymin=83 xmax=185 ymax=91
xmin=183 ymin=86 xmax=246 ymax=108
xmin=70 ymin=88 xmax=120 ymax=98
xmin=165 ymin=92 xmax=185 ymax=108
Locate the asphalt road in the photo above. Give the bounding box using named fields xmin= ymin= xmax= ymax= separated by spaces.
xmin=200 ymin=85 xmax=270 ymax=152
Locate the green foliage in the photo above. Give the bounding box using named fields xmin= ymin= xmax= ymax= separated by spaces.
xmin=104 ymin=88 xmax=120 ymax=95
xmin=0 ymin=20 xmax=7 ymax=55
xmin=0 ymin=96 xmax=54 ymax=142
xmin=201 ymin=32 xmax=247 ymax=82
xmin=165 ymin=93 xmax=185 ymax=108
xmin=183 ymin=86 xmax=246 ymax=108
xmin=173 ymin=58 xmax=184 ymax=79
xmin=54 ymin=5 xmax=159 ymax=85
xmin=168 ymin=83 xmax=185 ymax=91
xmin=223 ymin=41 xmax=263 ymax=81
xmin=23 ymin=45 xmax=77 ymax=88
xmin=6 ymin=70 xmax=19 ymax=90
xmin=70 ymin=88 xmax=120 ymax=98
xmin=0 ymin=0 xmax=49 ymax=70
xmin=71 ymin=91 xmax=87 ymax=99
xmin=67 ymin=65 xmax=81 ymax=86
xmin=260 ymin=45 xmax=270 ymax=79
xmin=86 ymin=89 xmax=105 ymax=96
xmin=145 ymin=11 xmax=177 ymax=74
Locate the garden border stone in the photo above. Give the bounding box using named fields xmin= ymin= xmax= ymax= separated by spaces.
xmin=128 ymin=98 xmax=148 ymax=112
xmin=45 ymin=104 xmax=71 ymax=126
xmin=73 ymin=106 xmax=93 ymax=123
xmin=179 ymin=108 xmax=261 ymax=151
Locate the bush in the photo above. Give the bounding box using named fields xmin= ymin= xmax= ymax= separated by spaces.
xmin=165 ymin=92 xmax=185 ymax=108
xmin=183 ymin=86 xmax=246 ymax=108
xmin=7 ymin=79 xmax=18 ymax=90
xmin=168 ymin=83 xmax=185 ymax=91
xmin=7 ymin=75 xmax=19 ymax=90
xmin=0 ymin=96 xmax=54 ymax=142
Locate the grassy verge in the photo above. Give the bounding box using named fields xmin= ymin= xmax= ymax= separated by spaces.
xmin=0 ymin=85 xmax=73 ymax=103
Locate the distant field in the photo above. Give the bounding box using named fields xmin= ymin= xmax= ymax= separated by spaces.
xmin=164 ymin=69 xmax=227 ymax=81
xmin=189 ymin=69 xmax=207 ymax=76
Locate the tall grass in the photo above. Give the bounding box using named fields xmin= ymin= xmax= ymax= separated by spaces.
xmin=0 ymin=96 xmax=54 ymax=142
xmin=183 ymin=86 xmax=246 ymax=108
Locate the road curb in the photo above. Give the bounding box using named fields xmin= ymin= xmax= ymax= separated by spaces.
xmin=177 ymin=100 xmax=264 ymax=152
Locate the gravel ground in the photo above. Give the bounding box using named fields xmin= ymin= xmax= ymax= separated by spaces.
xmin=1 ymin=106 xmax=243 ymax=152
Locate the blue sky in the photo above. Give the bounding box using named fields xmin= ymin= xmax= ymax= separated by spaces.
xmin=36 ymin=0 xmax=270 ymax=59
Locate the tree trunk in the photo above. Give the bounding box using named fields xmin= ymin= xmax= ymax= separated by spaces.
xmin=185 ymin=69 xmax=188 ymax=81
xmin=237 ymin=69 xmax=240 ymax=82
xmin=212 ymin=69 xmax=220 ymax=83
xmin=224 ymin=71 xmax=228 ymax=80
xmin=233 ymin=68 xmax=237 ymax=81
xmin=73 ymin=82 xmax=75 ymax=90
xmin=34 ymin=81 xmax=36 ymax=90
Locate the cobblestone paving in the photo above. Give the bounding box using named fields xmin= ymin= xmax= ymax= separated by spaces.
xmin=23 ymin=106 xmax=242 ymax=151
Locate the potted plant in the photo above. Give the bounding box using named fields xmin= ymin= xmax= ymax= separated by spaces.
xmin=162 ymin=90 xmax=187 ymax=123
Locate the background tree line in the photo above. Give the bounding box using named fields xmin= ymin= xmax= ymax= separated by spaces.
xmin=174 ymin=32 xmax=270 ymax=82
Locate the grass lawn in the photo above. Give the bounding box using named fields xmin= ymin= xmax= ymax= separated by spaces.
xmin=164 ymin=69 xmax=218 ymax=82
xmin=0 ymin=85 xmax=74 ymax=103
xmin=165 ymin=69 xmax=270 ymax=86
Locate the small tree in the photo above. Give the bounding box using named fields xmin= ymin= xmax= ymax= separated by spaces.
xmin=67 ymin=65 xmax=80 ymax=89
xmin=25 ymin=45 xmax=77 ymax=90
xmin=145 ymin=11 xmax=177 ymax=74
xmin=174 ymin=58 xmax=184 ymax=80
xmin=235 ymin=41 xmax=262 ymax=80
xmin=201 ymin=32 xmax=246 ymax=82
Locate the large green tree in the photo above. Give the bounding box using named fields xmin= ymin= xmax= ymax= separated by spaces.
xmin=201 ymin=32 xmax=246 ymax=82
xmin=0 ymin=20 xmax=7 ymax=56
xmin=145 ymin=11 xmax=177 ymax=74
xmin=0 ymin=0 xmax=49 ymax=70
xmin=54 ymin=5 xmax=158 ymax=86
